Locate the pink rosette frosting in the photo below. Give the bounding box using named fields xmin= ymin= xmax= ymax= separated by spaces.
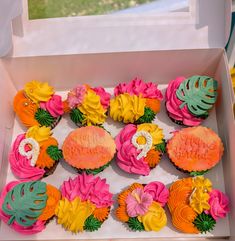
xmin=92 ymin=87 xmax=111 ymax=109
xmin=40 ymin=94 xmax=64 ymax=117
xmin=9 ymin=134 xmax=45 ymax=181
xmin=0 ymin=181 xmax=46 ymax=234
xmin=61 ymin=173 xmax=113 ymax=208
xmin=67 ymin=85 xmax=86 ymax=109
xmin=165 ymin=77 xmax=203 ymax=126
xmin=205 ymin=190 xmax=230 ymax=220
xmin=144 ymin=181 xmax=169 ymax=207
xmin=114 ymin=78 xmax=163 ymax=100
xmin=115 ymin=124 xmax=150 ymax=176
xmin=126 ymin=188 xmax=153 ymax=217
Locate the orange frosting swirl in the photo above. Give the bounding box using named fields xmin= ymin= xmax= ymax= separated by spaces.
xmin=13 ymin=91 xmax=38 ymax=127
xmin=172 ymin=204 xmax=199 ymax=234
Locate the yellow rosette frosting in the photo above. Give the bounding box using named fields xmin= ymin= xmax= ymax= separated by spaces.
xmin=189 ymin=189 xmax=210 ymax=214
xmin=110 ymin=93 xmax=146 ymax=123
xmin=137 ymin=123 xmax=164 ymax=145
xmin=138 ymin=201 xmax=167 ymax=231
xmin=24 ymin=80 xmax=54 ymax=103
xmin=78 ymin=89 xmax=107 ymax=126
xmin=55 ymin=197 xmax=95 ymax=233
xmin=26 ymin=126 xmax=51 ymax=144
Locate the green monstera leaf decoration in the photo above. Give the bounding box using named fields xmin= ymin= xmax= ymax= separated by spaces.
xmin=2 ymin=181 xmax=48 ymax=227
xmin=176 ymin=76 xmax=218 ymax=116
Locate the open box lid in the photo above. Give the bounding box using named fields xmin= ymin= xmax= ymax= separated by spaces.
xmin=0 ymin=0 xmax=232 ymax=57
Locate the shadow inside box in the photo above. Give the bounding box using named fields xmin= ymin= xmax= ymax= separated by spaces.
xmin=59 ymin=158 xmax=79 ymax=175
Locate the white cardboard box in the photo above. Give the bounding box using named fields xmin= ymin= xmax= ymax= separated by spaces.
xmin=0 ymin=0 xmax=234 ymax=241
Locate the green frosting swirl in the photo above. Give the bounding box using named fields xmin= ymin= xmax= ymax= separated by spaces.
xmin=136 ymin=107 xmax=155 ymax=124
xmin=190 ymin=170 xmax=208 ymax=176
xmin=35 ymin=108 xmax=55 ymax=127
xmin=155 ymin=139 xmax=166 ymax=153
xmin=84 ymin=215 xmax=102 ymax=232
xmin=70 ymin=108 xmax=84 ymax=125
xmin=77 ymin=162 xmax=111 ymax=175
xmin=127 ymin=217 xmax=145 ymax=231
xmin=193 ymin=212 xmax=216 ymax=233
xmin=46 ymin=146 xmax=63 ymax=161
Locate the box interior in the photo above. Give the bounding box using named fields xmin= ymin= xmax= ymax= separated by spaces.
xmin=0 ymin=48 xmax=234 ymax=240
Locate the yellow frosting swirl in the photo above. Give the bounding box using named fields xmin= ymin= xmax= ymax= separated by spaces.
xmin=55 ymin=197 xmax=95 ymax=233
xmin=78 ymin=89 xmax=106 ymax=125
xmin=189 ymin=189 xmax=210 ymax=214
xmin=192 ymin=176 xmax=212 ymax=193
xmin=138 ymin=201 xmax=167 ymax=231
xmin=26 ymin=125 xmax=51 ymax=144
xmin=110 ymin=93 xmax=146 ymax=123
xmin=24 ymin=80 xmax=54 ymax=103
xmin=137 ymin=123 xmax=164 ymax=145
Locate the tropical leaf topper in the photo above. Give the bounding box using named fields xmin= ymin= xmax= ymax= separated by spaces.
xmin=2 ymin=181 xmax=48 ymax=227
xmin=176 ymin=76 xmax=218 ymax=116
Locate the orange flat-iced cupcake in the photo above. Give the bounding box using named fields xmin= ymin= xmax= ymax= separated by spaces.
xmin=166 ymin=126 xmax=224 ymax=175
xmin=62 ymin=126 xmax=116 ymax=174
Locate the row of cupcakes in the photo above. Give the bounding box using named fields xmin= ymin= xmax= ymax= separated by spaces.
xmin=13 ymin=75 xmax=218 ymax=129
xmin=9 ymin=124 xmax=224 ymax=180
xmin=0 ymin=174 xmax=229 ymax=235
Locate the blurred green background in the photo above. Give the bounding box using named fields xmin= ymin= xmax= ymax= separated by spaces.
xmin=28 ymin=0 xmax=155 ymax=19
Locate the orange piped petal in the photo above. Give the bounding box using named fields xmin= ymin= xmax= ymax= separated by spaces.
xmin=144 ymin=149 xmax=161 ymax=168
xmin=38 ymin=184 xmax=61 ymax=221
xmin=171 ymin=204 xmax=199 ymax=234
xmin=118 ymin=190 xmax=130 ymax=206
xmin=13 ymin=90 xmax=38 ymax=127
xmin=36 ymin=137 xmax=58 ymax=169
xmin=116 ymin=205 xmax=129 ymax=222
xmin=145 ymin=98 xmax=161 ymax=113
xmin=93 ymin=207 xmax=110 ymax=222
xmin=62 ymin=100 xmax=70 ymax=113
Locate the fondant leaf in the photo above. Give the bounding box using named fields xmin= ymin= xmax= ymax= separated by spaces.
xmin=176 ymin=76 xmax=218 ymax=116
xmin=2 ymin=181 xmax=47 ymax=227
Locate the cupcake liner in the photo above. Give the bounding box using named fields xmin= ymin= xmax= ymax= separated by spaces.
xmin=43 ymin=160 xmax=60 ymax=178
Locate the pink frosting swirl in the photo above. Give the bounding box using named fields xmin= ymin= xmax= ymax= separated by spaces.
xmin=144 ymin=181 xmax=169 ymax=207
xmin=115 ymin=124 xmax=150 ymax=176
xmin=0 ymin=181 xmax=46 ymax=234
xmin=9 ymin=134 xmax=45 ymax=180
xmin=61 ymin=173 xmax=113 ymax=208
xmin=165 ymin=77 xmax=203 ymax=126
xmin=205 ymin=190 xmax=230 ymax=220
xmin=114 ymin=78 xmax=163 ymax=100
xmin=40 ymin=94 xmax=64 ymax=117
xmin=92 ymin=87 xmax=111 ymax=109
xmin=67 ymin=85 xmax=86 ymax=109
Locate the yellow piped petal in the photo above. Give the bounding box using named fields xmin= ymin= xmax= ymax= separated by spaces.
xmin=26 ymin=125 xmax=51 ymax=144
xmin=55 ymin=197 xmax=95 ymax=233
xmin=24 ymin=80 xmax=54 ymax=103
xmin=138 ymin=201 xmax=167 ymax=232
xmin=189 ymin=189 xmax=210 ymax=214
xmin=192 ymin=176 xmax=212 ymax=193
xmin=137 ymin=123 xmax=164 ymax=146
xmin=110 ymin=93 xmax=145 ymax=123
xmin=78 ymin=89 xmax=106 ymax=125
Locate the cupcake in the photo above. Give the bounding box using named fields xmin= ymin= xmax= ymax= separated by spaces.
xmin=168 ymin=176 xmax=230 ymax=234
xmin=65 ymin=84 xmax=111 ymax=126
xmin=55 ymin=173 xmax=113 ymax=233
xmin=9 ymin=125 xmax=63 ymax=180
xmin=115 ymin=181 xmax=169 ymax=232
xmin=13 ymin=80 xmax=64 ymax=129
xmin=116 ymin=123 xmax=166 ymax=176
xmin=166 ymin=126 xmax=224 ymax=175
xmin=165 ymin=76 xmax=218 ymax=126
xmin=0 ymin=180 xmax=61 ymax=234
xmin=62 ymin=126 xmax=116 ymax=174
xmin=110 ymin=78 xmax=163 ymax=124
